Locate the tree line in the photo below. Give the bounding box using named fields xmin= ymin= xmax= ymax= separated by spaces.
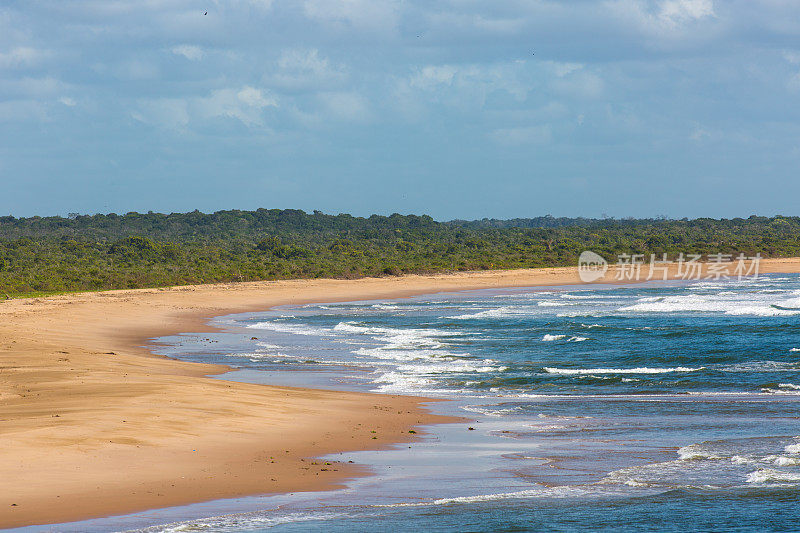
xmin=1 ymin=209 xmax=798 ymax=297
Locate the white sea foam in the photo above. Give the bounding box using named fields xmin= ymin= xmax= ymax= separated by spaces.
xmin=733 ymin=454 xmax=800 ymax=467
xmin=541 ymin=333 xmax=587 ymax=342
xmin=152 ymin=511 xmax=348 ymax=533
xmin=242 ymin=353 xmax=293 ymax=361
xmin=493 ymin=291 xmax=555 ymax=299
xmin=334 ymin=321 xmax=457 ymax=339
xmin=254 ymin=341 xmax=282 ymax=349
xmin=791 ymin=348 xmax=800 ymax=352
xmin=371 ymin=379 xmax=465 ymax=395
xmin=538 ymin=300 xmax=567 ymax=307
xmin=600 ymin=459 xmax=728 ymax=490
xmin=746 ymin=468 xmax=800 ymax=484
xmin=461 ymin=404 xmax=524 ymax=417
xmin=368 ymin=353 xmax=504 ymax=392
xmin=677 ymin=445 xmax=723 ymax=461
xmin=784 ymin=441 xmax=800 ymax=454
xmin=543 ymin=366 xmax=703 ymax=375
xmin=762 ymin=388 xmax=800 ymax=395
xmin=619 ymin=292 xmax=800 ymax=316
xmin=719 ymin=361 xmax=800 ymax=373
xmin=353 ymin=347 xmax=440 ymax=361
xmin=536 ymin=413 xmax=592 ymax=420
xmin=225 ymin=351 xmax=276 ymax=359
xmin=762 ymin=383 xmax=800 ymax=394
xmin=160 ymin=524 xmax=213 ymax=531
xmin=373 ymin=372 xmax=434 ymax=387
xmin=600 ymin=464 xmax=671 ymax=488
xmin=247 ymin=321 xmax=330 ymax=336
xmin=556 ymin=312 xmax=611 ymax=318
xmin=395 ymin=360 xmax=504 ymax=374
xmin=426 ymin=486 xmax=592 ymax=505
xmin=449 ymin=306 xmax=519 ymax=320
xmin=687 ymin=282 xmax=725 ymax=290
xmin=563 ymin=292 xmax=627 ymax=300
xmin=335 ymin=322 xmax=464 ymax=361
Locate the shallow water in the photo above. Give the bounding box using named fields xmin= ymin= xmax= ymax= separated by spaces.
xmin=31 ymin=275 xmax=800 ymax=532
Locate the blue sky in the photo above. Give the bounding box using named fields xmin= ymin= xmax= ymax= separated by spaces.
xmin=1 ymin=0 xmax=800 ymax=220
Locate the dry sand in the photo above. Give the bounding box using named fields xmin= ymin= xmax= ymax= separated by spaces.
xmin=2 ymin=258 xmax=799 ymax=528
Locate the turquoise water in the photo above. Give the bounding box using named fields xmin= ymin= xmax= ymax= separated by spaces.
xmin=105 ymin=275 xmax=800 ymax=531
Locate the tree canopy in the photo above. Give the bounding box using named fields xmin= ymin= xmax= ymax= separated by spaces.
xmin=1 ymin=210 xmax=798 ymax=297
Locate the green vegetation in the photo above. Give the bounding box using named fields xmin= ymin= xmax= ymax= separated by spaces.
xmin=1 ymin=209 xmax=799 ymax=297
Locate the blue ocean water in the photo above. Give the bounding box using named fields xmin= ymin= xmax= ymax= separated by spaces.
xmin=102 ymin=275 xmax=800 ymax=532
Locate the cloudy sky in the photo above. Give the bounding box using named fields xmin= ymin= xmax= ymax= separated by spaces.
xmin=2 ymin=0 xmax=800 ymax=219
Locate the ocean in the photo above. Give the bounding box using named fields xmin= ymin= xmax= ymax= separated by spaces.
xmin=46 ymin=274 xmax=800 ymax=532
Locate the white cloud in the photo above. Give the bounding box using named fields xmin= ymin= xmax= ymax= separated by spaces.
xmin=0 ymin=47 xmax=48 ymax=68
xmin=406 ymin=61 xmax=600 ymax=110
xmin=471 ymin=15 xmax=525 ymax=34
xmin=268 ymin=48 xmax=347 ymax=90
xmin=59 ymin=96 xmax=77 ymax=107
xmin=133 ymin=98 xmax=190 ymax=130
xmin=783 ymin=51 xmax=800 ymax=65
xmin=423 ymin=11 xmax=526 ymax=36
xmin=171 ymin=44 xmax=204 ymax=61
xmin=489 ymin=125 xmax=553 ymax=146
xmin=235 ymin=86 xmax=274 ymax=108
xmin=135 ymin=86 xmax=277 ymax=130
xmin=782 ymin=50 xmax=800 ymax=91
xmin=690 ymin=126 xmax=710 ymax=141
xmin=391 ymin=60 xmax=540 ymax=121
xmin=550 ymin=69 xmax=604 ymax=99
xmin=317 ymin=91 xmax=371 ymax=122
xmin=551 ymin=62 xmax=584 ymax=78
xmin=278 ymin=48 xmax=328 ymax=73
xmin=404 ymin=62 xmax=530 ymax=107
xmin=243 ymin=0 xmax=273 ymax=8
xmin=606 ymin=0 xmax=716 ymax=35
xmin=303 ymin=0 xmax=401 ymax=34
xmin=658 ymin=0 xmax=714 ymax=26
xmin=199 ymin=86 xmax=277 ymax=126
xmin=409 ymin=65 xmax=459 ymax=89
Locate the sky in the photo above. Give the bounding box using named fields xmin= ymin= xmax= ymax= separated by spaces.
xmin=1 ymin=0 xmax=800 ymax=220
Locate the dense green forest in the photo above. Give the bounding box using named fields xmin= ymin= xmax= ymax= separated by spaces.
xmin=1 ymin=209 xmax=799 ymax=297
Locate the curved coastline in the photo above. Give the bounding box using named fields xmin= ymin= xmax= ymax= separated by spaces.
xmin=2 ymin=260 xmax=800 ymax=528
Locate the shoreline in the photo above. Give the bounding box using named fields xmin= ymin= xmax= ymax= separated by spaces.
xmin=2 ymin=259 xmax=800 ymax=528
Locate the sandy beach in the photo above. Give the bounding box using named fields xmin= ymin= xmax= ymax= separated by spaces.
xmin=2 ymin=258 xmax=799 ymax=528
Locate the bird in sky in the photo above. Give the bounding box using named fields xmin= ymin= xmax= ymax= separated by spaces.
xmin=204 ymin=11 xmax=208 ymax=15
